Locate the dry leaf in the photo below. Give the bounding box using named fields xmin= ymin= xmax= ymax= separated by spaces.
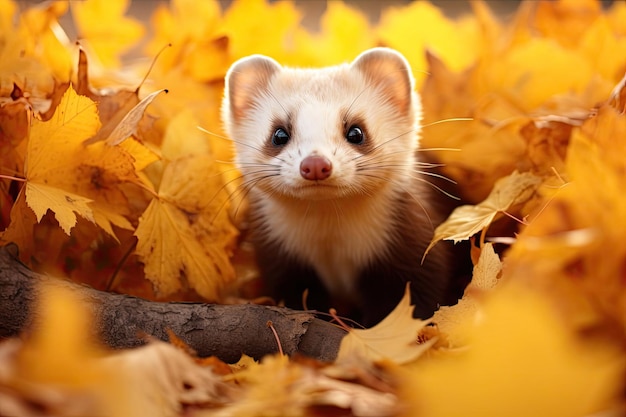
xmin=135 ymin=154 xmax=238 ymax=300
xmin=23 ymin=86 xmax=100 ymax=234
xmin=337 ymin=286 xmax=435 ymax=364
xmin=211 ymin=354 xmax=398 ymax=417
xmin=84 ymin=88 xmax=167 ymax=146
xmin=401 ymin=286 xmax=624 ymax=417
xmin=426 ymin=170 xmax=542 ymax=254
xmin=430 ymin=242 xmax=502 ymax=348
xmin=103 ymin=340 xmax=234 ymax=417
xmin=0 ymin=282 xmax=132 ymax=417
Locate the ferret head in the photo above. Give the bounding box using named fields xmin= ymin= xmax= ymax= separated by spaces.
xmin=222 ymin=48 xmax=421 ymax=202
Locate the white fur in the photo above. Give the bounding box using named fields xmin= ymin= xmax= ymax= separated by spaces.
xmin=223 ymin=48 xmax=422 ymax=299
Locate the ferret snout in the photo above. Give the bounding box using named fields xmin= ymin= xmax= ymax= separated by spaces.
xmin=300 ymin=155 xmax=332 ymax=181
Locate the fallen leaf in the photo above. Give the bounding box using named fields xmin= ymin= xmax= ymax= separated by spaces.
xmin=0 ymin=282 xmax=132 ymax=417
xmin=84 ymin=88 xmax=167 ymax=145
xmin=24 ymin=85 xmax=100 ymax=234
xmin=135 ymin=154 xmax=238 ymax=301
xmin=401 ymin=285 xmax=624 ymax=417
xmin=25 ymin=183 xmax=94 ymax=234
xmin=430 ymin=242 xmax=502 ymax=348
xmin=337 ymin=286 xmax=435 ymax=364
xmin=216 ymin=354 xmax=398 ymax=417
xmin=505 ymin=103 xmax=626 ymax=332
xmin=103 ymin=340 xmax=234 ymax=417
xmin=426 ymin=170 xmax=542 ymax=254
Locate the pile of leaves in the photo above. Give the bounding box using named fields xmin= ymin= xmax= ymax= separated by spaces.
xmin=1 ymin=0 xmax=625 ymax=415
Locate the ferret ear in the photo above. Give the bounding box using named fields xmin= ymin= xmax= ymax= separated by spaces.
xmin=351 ymin=48 xmax=414 ymax=115
xmin=224 ymin=55 xmax=281 ymax=122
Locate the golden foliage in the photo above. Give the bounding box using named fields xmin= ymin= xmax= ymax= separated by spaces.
xmin=1 ymin=0 xmax=626 ymax=415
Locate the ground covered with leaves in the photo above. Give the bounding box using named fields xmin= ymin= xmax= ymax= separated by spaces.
xmin=0 ymin=0 xmax=625 ymax=416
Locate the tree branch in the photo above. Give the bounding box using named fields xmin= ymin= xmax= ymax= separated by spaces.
xmin=0 ymin=245 xmax=346 ymax=363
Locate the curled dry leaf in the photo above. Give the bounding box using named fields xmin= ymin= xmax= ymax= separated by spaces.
xmin=103 ymin=340 xmax=235 ymax=417
xmin=337 ymin=286 xmax=435 ymax=365
xmin=426 ymin=170 xmax=542 ymax=255
xmin=84 ymin=88 xmax=168 ymax=146
xmin=429 ymin=242 xmax=502 ymax=348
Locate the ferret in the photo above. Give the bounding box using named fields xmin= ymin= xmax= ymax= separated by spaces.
xmin=222 ymin=47 xmax=461 ymax=327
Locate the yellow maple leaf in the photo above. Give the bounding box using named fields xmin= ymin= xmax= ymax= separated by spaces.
xmin=25 ymin=182 xmax=94 ymax=235
xmin=426 ymin=171 xmax=542 ymax=254
xmin=135 ymin=154 xmax=238 ymax=301
xmin=71 ymin=0 xmax=144 ymax=68
xmin=337 ymin=286 xmax=434 ymax=365
xmin=24 ymin=85 xmax=100 ymax=234
xmin=2 ymin=85 xmax=148 ymax=246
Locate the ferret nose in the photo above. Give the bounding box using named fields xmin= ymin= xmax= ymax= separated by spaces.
xmin=300 ymin=155 xmax=332 ymax=181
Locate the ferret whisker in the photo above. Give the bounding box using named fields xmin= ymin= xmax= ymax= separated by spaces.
xmin=421 ymin=117 xmax=473 ymax=129
xmin=352 ymin=130 xmax=415 ymax=161
xmin=350 ymin=174 xmax=435 ymax=230
xmin=209 ymin=168 xmax=278 ymax=210
xmin=409 ymin=175 xmax=460 ymax=200
xmin=199 ymin=126 xmax=289 ymax=164
xmin=413 ymin=170 xmax=457 ymax=184
xmin=231 ymin=179 xmax=261 ymax=223
xmin=218 ymin=159 xmax=281 ymax=168
xmin=211 ymin=164 xmax=276 ymax=179
xmin=358 ymin=160 xmax=457 ymax=186
xmin=393 ymin=181 xmax=435 ymax=230
xmin=226 ymin=173 xmax=282 ymax=222
xmin=331 ymin=199 xmax=342 ymax=225
xmin=197 ymin=126 xmax=231 ymax=141
xmin=344 ymin=86 xmax=369 ymax=123
xmin=358 ymin=148 xmax=448 ymax=167
xmin=209 ymin=173 xmax=270 ymax=224
xmin=221 ymin=177 xmax=266 ymax=225
xmin=303 ymin=201 xmax=312 ymax=222
xmin=416 ymin=147 xmax=462 ymax=153
xmin=266 ymin=89 xmax=289 ymax=118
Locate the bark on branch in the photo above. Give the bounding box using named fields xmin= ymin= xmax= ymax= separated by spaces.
xmin=0 ymin=245 xmax=347 ymax=363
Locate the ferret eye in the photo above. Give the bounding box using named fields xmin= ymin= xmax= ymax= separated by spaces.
xmin=271 ymin=128 xmax=290 ymax=146
xmin=346 ymin=125 xmax=364 ymax=145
